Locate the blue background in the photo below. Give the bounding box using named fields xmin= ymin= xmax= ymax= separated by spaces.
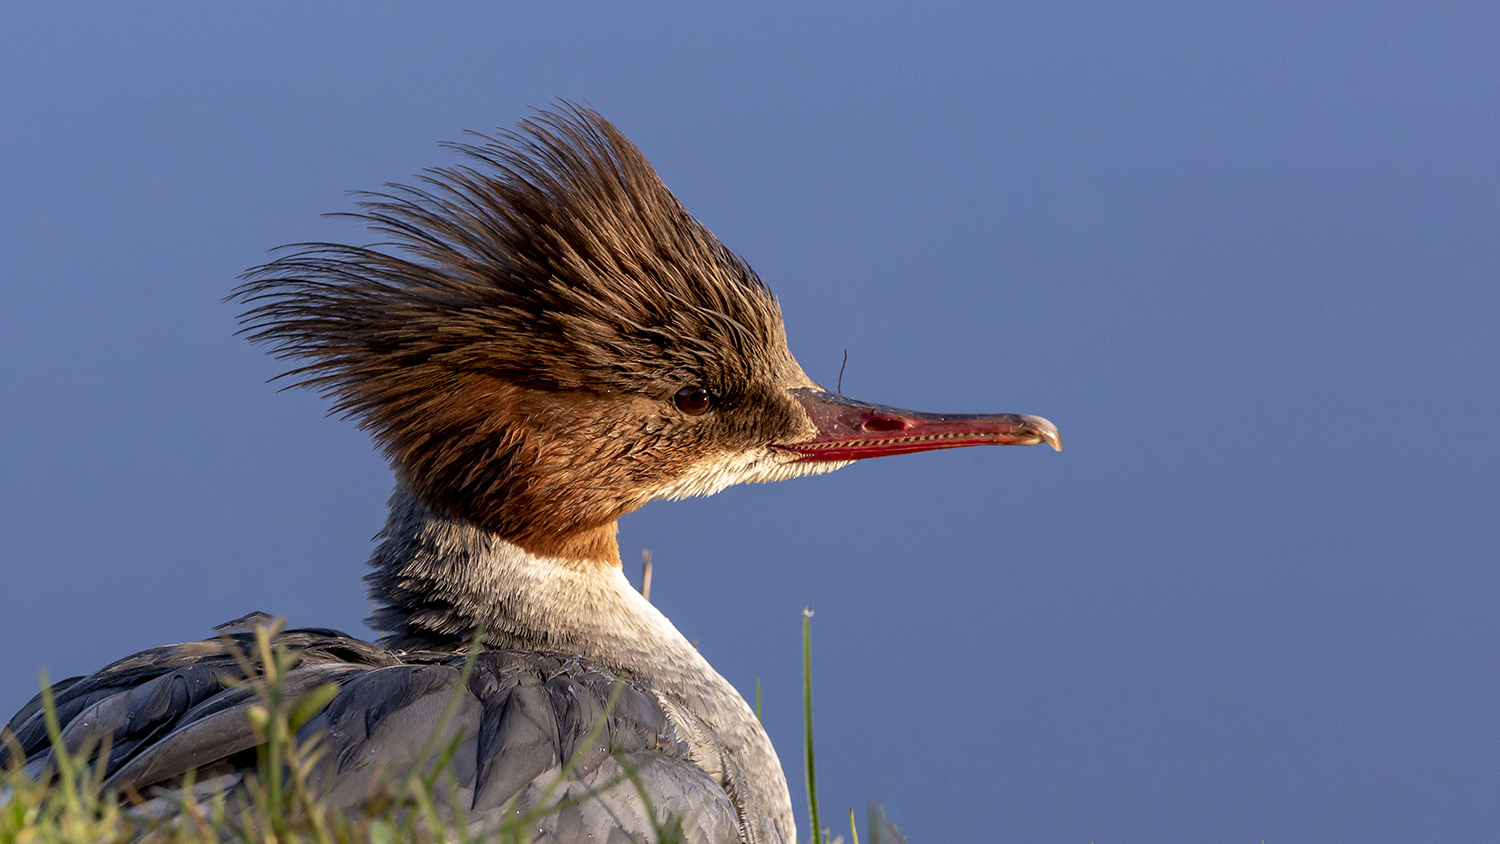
xmin=2 ymin=4 xmax=1497 ymax=841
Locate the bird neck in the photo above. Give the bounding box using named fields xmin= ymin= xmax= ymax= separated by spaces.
xmin=365 ymin=483 xmax=794 ymax=843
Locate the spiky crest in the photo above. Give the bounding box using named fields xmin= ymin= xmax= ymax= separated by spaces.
xmin=235 ymin=104 xmax=812 ymax=562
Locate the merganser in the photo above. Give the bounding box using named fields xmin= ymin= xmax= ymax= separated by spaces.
xmin=1 ymin=105 xmax=1060 ymax=844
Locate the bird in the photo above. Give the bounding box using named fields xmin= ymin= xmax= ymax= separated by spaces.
xmin=1 ymin=105 xmax=1060 ymax=844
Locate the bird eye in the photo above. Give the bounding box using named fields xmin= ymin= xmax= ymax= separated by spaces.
xmin=674 ymin=386 xmax=714 ymax=416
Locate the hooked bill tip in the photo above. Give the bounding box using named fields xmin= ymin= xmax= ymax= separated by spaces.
xmin=1027 ymin=415 xmax=1062 ymax=452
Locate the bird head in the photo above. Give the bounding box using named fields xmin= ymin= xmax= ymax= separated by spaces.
xmin=235 ymin=105 xmax=1057 ymax=565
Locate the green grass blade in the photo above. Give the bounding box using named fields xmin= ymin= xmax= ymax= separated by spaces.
xmin=803 ymin=607 xmax=821 ymax=844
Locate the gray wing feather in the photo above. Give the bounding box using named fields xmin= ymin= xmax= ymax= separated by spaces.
xmin=305 ymin=663 xmax=484 ymax=809
xmin=5 ymin=623 xmax=743 ymax=844
xmin=103 ymin=664 xmax=364 ymax=793
xmin=474 ymin=669 xmax=557 ymax=811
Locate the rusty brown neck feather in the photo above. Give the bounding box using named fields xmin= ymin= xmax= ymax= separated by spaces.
xmin=520 ymin=521 xmax=622 ymax=567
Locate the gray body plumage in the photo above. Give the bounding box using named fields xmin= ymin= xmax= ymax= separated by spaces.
xmin=2 ymin=628 xmax=740 ymax=844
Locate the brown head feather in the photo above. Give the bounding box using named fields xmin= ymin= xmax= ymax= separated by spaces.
xmin=234 ymin=105 xmax=815 ymax=563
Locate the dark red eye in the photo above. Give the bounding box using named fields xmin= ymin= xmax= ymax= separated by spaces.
xmin=674 ymin=386 xmax=714 ymax=416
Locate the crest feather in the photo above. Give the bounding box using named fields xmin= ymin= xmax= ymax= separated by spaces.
xmin=235 ymin=103 xmax=787 ymax=424
xmin=232 ymin=105 xmax=805 ymax=557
